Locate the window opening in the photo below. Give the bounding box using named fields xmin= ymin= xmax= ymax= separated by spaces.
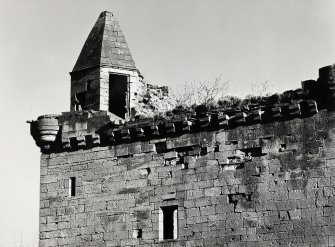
xmin=159 ymin=206 xmax=178 ymax=240
xmin=87 ymin=80 xmax=93 ymax=90
xmin=74 ymin=92 xmax=86 ymax=111
xmin=69 ymin=177 xmax=76 ymax=197
xmin=280 ymin=143 xmax=287 ymax=152
xmin=109 ymin=73 xmax=129 ymax=118
xmin=133 ymin=229 xmax=142 ymax=239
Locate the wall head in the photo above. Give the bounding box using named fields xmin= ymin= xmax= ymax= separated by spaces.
xmin=70 ymin=11 xmax=141 ymax=119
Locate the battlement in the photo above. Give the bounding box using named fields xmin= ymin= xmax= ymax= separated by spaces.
xmin=29 ymin=64 xmax=335 ymax=153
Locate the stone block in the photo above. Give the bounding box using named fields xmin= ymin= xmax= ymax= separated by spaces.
xmin=164 ymin=151 xmax=178 ymax=160
xmin=200 ymin=206 xmax=215 ymax=216
xmin=288 ymin=190 xmax=305 ymax=200
xmin=289 ymin=209 xmax=302 ymax=220
xmin=115 ymin=145 xmax=129 ymax=157
xmin=204 ymin=187 xmax=221 ymax=197
xmin=142 ymin=143 xmax=156 ymax=153
xmin=216 ymin=131 xmax=226 ymax=144
xmin=186 ymin=207 xmax=200 ymax=218
xmin=329 ymin=235 xmax=335 ymax=246
xmin=195 ymin=197 xmax=211 ymax=207
xmin=168 ymin=136 xmax=200 ymax=149
xmin=128 ymin=143 xmax=141 ymax=154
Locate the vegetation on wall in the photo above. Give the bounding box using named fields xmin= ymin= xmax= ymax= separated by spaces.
xmin=164 ymin=79 xmax=282 ymax=118
xmin=134 ymin=75 xmax=315 ymax=121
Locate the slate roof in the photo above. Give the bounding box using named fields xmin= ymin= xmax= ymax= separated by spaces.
xmin=72 ymin=11 xmax=136 ymax=72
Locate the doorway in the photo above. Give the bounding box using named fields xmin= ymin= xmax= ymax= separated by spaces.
xmin=109 ymin=73 xmax=129 ymax=118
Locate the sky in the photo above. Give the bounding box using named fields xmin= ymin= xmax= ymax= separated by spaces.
xmin=0 ymin=0 xmax=334 ymax=246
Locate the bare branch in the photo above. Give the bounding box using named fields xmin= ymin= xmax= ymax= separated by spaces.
xmin=170 ymin=75 xmax=229 ymax=108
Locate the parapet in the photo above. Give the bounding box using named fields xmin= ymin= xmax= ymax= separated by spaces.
xmin=28 ymin=64 xmax=335 ymax=153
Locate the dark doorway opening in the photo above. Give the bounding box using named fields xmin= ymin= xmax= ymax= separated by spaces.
xmin=109 ymin=74 xmax=128 ymax=118
xmin=162 ymin=206 xmax=178 ymax=240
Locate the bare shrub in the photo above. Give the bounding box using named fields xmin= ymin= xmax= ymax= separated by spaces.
xmin=171 ymin=75 xmax=229 ymax=108
xmin=249 ymin=80 xmax=274 ymax=97
xmin=165 ymin=78 xmax=280 ymax=117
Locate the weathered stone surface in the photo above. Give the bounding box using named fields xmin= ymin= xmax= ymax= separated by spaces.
xmin=28 ymin=7 xmax=335 ymax=247
xmin=73 ymin=11 xmax=136 ymax=72
xmin=37 ymin=110 xmax=335 ymax=246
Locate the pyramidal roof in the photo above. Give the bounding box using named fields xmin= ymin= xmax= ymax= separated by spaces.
xmin=72 ymin=11 xmax=136 ymax=72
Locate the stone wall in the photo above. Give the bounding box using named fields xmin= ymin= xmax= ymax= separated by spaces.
xmin=70 ymin=68 xmax=101 ymax=112
xmin=31 ymin=9 xmax=335 ymax=246
xmin=70 ymin=66 xmax=171 ymax=119
xmin=39 ymin=109 xmax=335 ymax=247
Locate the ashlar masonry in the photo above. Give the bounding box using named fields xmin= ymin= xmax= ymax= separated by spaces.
xmin=29 ymin=11 xmax=335 ymax=247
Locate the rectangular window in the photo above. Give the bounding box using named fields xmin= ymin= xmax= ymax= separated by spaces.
xmin=74 ymin=92 xmax=86 ymax=111
xmin=159 ymin=206 xmax=178 ymax=240
xmin=69 ymin=177 xmax=76 ymax=197
xmin=133 ymin=229 xmax=142 ymax=239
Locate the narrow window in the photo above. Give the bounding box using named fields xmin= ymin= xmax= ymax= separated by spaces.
xmin=87 ymin=80 xmax=93 ymax=90
xmin=69 ymin=177 xmax=76 ymax=197
xmin=159 ymin=206 xmax=178 ymax=240
xmin=74 ymin=92 xmax=85 ymax=111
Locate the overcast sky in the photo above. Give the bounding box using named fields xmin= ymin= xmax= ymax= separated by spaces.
xmin=1 ymin=0 xmax=334 ymax=246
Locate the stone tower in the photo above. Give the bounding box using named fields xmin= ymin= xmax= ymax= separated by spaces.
xmin=70 ymin=11 xmax=140 ymax=119
xmin=29 ymin=11 xmax=335 ymax=247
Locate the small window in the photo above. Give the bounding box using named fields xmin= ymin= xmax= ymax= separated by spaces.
xmin=133 ymin=229 xmax=142 ymax=239
xmin=159 ymin=206 xmax=178 ymax=241
xmin=280 ymin=143 xmax=287 ymax=152
xmin=69 ymin=177 xmax=76 ymax=197
xmin=87 ymin=80 xmax=93 ymax=90
xmin=74 ymin=92 xmax=85 ymax=111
